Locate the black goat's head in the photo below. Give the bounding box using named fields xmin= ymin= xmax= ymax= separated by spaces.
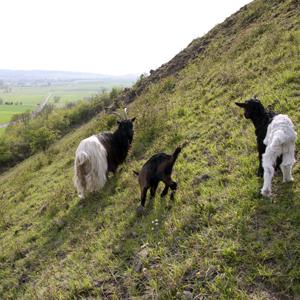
xmin=235 ymin=97 xmax=266 ymax=119
xmin=117 ymin=118 xmax=136 ymax=144
xmin=113 ymin=108 xmax=136 ymax=144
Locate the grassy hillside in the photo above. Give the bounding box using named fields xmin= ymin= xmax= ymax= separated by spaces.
xmin=1 ymin=0 xmax=300 ymax=299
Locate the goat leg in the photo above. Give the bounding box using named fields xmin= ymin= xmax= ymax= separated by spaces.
xmin=275 ymin=155 xmax=282 ymax=172
xmin=257 ymin=144 xmax=265 ymax=177
xmin=136 ymin=187 xmax=148 ymax=216
xmin=257 ymin=163 xmax=264 ymax=177
xmin=150 ymin=182 xmax=159 ymax=199
xmin=140 ymin=187 xmax=148 ymax=207
xmin=170 ymin=190 xmax=175 ymax=201
xmin=257 ymin=150 xmax=264 ymax=176
xmin=160 ymin=184 xmax=169 ymax=198
xmin=169 ymin=181 xmax=177 ymax=201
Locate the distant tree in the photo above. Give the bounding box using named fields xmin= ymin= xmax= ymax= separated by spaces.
xmin=53 ymin=96 xmax=61 ymax=103
xmin=0 ymin=98 xmax=3 ymax=105
xmin=40 ymin=104 xmax=54 ymax=118
xmin=65 ymin=102 xmax=75 ymax=109
xmin=29 ymin=127 xmax=57 ymax=152
xmin=135 ymin=73 xmax=148 ymax=88
xmin=20 ymin=111 xmax=31 ymax=124
xmin=11 ymin=111 xmax=31 ymax=125
xmin=101 ymin=87 xmax=108 ymax=94
xmin=0 ymin=137 xmax=12 ymax=164
xmin=109 ymin=87 xmax=122 ymax=99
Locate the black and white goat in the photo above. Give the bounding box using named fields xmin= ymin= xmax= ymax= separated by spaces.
xmin=134 ymin=147 xmax=182 ymax=211
xmin=236 ymin=97 xmax=297 ymax=197
xmin=74 ymin=109 xmax=136 ymax=199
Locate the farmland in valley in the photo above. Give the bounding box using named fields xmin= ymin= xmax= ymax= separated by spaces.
xmin=0 ymin=72 xmax=137 ymax=127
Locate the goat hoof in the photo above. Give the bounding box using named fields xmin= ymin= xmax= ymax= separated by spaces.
xmin=136 ymin=206 xmax=145 ymax=216
xmin=282 ymin=177 xmax=294 ymax=183
xmin=256 ymin=170 xmax=263 ymax=177
xmin=261 ymin=189 xmax=271 ymax=197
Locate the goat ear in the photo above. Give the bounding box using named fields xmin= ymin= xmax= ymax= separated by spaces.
xmin=131 ymin=117 xmax=136 ymax=123
xmin=235 ymin=102 xmax=246 ymax=108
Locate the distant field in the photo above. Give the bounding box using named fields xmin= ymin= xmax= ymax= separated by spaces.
xmin=0 ymin=104 xmax=33 ymax=123
xmin=0 ymin=81 xmax=128 ymax=127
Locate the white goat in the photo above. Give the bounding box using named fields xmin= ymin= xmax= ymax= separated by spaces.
xmin=261 ymin=114 xmax=297 ymax=197
xmin=74 ymin=136 xmax=108 ymax=199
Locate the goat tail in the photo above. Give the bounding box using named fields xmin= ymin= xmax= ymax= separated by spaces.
xmin=172 ymin=146 xmax=182 ymax=162
xmin=133 ymin=170 xmax=139 ymax=176
xmin=76 ymin=151 xmax=89 ymax=166
xmin=74 ymin=151 xmax=89 ymax=198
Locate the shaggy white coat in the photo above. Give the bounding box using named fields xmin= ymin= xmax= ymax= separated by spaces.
xmin=261 ymin=114 xmax=297 ymax=197
xmin=74 ymin=135 xmax=108 ymax=199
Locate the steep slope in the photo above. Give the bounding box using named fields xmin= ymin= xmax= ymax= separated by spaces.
xmin=1 ymin=0 xmax=300 ymax=299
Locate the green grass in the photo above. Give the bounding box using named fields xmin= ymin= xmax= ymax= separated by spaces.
xmin=0 ymin=105 xmax=33 ymax=123
xmin=0 ymin=0 xmax=300 ymax=299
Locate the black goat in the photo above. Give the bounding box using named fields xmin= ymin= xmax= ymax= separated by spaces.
xmin=74 ymin=109 xmax=136 ymax=199
xmin=235 ymin=97 xmax=280 ymax=176
xmin=135 ymin=147 xmax=182 ymax=211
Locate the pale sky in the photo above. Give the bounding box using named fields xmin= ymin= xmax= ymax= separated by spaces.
xmin=0 ymin=0 xmax=251 ymax=75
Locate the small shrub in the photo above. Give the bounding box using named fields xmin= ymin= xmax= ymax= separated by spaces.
xmin=29 ymin=127 xmax=57 ymax=152
xmin=160 ymin=78 xmax=176 ymax=93
xmin=109 ymin=87 xmax=122 ymax=99
xmin=0 ymin=137 xmax=13 ymax=164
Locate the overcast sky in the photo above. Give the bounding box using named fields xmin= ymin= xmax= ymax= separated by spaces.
xmin=1 ymin=0 xmax=251 ymax=75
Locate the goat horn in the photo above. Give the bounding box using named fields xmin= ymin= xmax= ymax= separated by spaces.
xmin=124 ymin=108 xmax=128 ymax=119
